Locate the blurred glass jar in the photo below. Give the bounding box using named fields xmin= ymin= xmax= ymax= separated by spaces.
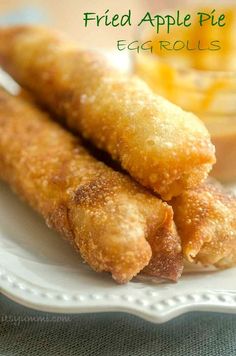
xmin=134 ymin=5 xmax=236 ymax=182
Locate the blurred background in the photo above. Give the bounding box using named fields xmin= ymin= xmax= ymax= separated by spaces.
xmin=0 ymin=0 xmax=191 ymax=48
xmin=0 ymin=0 xmax=229 ymax=48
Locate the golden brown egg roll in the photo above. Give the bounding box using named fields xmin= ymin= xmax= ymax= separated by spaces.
xmin=171 ymin=181 xmax=236 ymax=268
xmin=0 ymin=88 xmax=183 ymax=283
xmin=0 ymin=26 xmax=215 ymax=200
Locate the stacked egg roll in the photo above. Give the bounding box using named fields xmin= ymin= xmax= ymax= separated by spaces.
xmin=0 ymin=26 xmax=215 ymax=200
xmin=172 ymin=181 xmax=236 ymax=268
xmin=0 ymin=88 xmax=183 ymax=283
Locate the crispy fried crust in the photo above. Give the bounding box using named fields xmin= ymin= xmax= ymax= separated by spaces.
xmin=141 ymin=215 xmax=183 ymax=281
xmin=0 ymin=26 xmax=215 ymax=200
xmin=171 ymin=181 xmax=236 ymax=268
xmin=0 ymin=88 xmax=183 ymax=283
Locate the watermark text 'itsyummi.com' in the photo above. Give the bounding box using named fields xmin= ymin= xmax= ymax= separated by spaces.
xmin=1 ymin=314 xmax=71 ymax=326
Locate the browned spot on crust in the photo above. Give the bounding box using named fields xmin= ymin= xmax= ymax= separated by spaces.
xmin=73 ymin=174 xmax=118 ymax=207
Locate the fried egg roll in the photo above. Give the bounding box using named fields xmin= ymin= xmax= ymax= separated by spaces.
xmin=172 ymin=181 xmax=236 ymax=268
xmin=0 ymin=88 xmax=183 ymax=283
xmin=0 ymin=26 xmax=215 ymax=200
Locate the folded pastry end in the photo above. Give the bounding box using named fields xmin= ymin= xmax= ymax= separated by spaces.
xmin=172 ymin=181 xmax=236 ymax=269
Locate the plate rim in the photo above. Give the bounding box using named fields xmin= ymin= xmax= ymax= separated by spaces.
xmin=1 ymin=264 xmax=236 ymax=324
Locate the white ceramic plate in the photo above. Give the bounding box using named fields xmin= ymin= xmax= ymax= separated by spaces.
xmin=1 ymin=181 xmax=236 ymax=323
xmin=0 ymin=63 xmax=236 ymax=324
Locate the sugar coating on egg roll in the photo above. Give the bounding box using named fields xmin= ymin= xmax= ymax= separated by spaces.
xmin=0 ymin=88 xmax=183 ymax=283
xmin=0 ymin=26 xmax=215 ymax=200
xmin=171 ymin=181 xmax=236 ymax=268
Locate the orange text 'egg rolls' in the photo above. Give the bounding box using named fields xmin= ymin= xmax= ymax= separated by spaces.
xmin=0 ymin=26 xmax=215 ymax=200
xmin=171 ymin=181 xmax=236 ymax=268
xmin=0 ymin=88 xmax=183 ymax=283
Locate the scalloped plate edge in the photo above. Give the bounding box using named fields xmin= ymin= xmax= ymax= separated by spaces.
xmin=1 ymin=265 xmax=236 ymax=324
